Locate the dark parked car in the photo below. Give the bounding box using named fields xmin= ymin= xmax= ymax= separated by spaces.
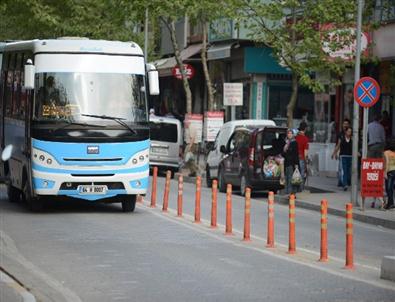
xmin=217 ymin=126 xmax=287 ymax=195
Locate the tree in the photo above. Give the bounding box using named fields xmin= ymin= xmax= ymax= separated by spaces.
xmin=233 ymin=0 xmax=357 ymax=127
xmin=0 ymin=0 xmax=144 ymax=43
xmin=132 ymin=1 xmax=195 ymax=113
xmin=187 ymin=0 xmax=225 ymax=111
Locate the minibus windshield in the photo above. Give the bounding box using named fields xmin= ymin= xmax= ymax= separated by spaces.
xmin=33 ymin=72 xmax=147 ymax=124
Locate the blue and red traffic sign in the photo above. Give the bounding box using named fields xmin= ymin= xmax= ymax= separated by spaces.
xmin=354 ymin=77 xmax=381 ymax=108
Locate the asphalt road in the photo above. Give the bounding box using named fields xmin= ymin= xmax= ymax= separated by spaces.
xmin=0 ymin=180 xmax=394 ymax=302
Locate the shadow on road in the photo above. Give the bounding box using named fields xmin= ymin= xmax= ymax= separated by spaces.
xmin=0 ymin=196 xmax=142 ymax=215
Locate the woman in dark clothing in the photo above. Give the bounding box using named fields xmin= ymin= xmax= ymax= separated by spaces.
xmin=283 ymin=129 xmax=299 ymax=194
xmin=333 ymin=127 xmax=353 ymax=191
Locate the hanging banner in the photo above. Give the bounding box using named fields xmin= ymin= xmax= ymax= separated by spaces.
xmin=204 ymin=111 xmax=224 ymax=142
xmin=184 ymin=114 xmax=203 ymax=143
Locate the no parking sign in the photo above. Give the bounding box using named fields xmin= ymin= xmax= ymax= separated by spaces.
xmin=354 ymin=77 xmax=381 ymax=108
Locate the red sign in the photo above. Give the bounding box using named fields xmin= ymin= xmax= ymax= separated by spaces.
xmin=361 ymin=158 xmax=384 ymax=197
xmin=321 ymin=24 xmax=371 ymax=60
xmin=354 ymin=77 xmax=381 ymax=108
xmin=172 ymin=64 xmax=195 ymax=80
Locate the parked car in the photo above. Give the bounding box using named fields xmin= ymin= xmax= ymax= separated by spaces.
xmin=217 ymin=126 xmax=287 ymax=195
xmin=149 ymin=116 xmax=183 ymax=174
xmin=206 ymin=119 xmax=276 ymax=187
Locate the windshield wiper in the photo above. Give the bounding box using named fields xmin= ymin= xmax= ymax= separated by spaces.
xmin=51 ymin=120 xmax=102 ymax=132
xmin=81 ymin=114 xmax=137 ymax=135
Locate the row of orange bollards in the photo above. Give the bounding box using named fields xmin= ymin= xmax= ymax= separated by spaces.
xmin=148 ymin=168 xmax=354 ymax=270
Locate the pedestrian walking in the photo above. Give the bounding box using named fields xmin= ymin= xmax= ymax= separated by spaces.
xmin=383 ymin=140 xmax=395 ymax=210
xmin=368 ymin=113 xmax=386 ymax=158
xmin=295 ymin=122 xmax=309 ymax=192
xmin=332 ymin=127 xmax=353 ymax=191
xmin=283 ymin=129 xmax=300 ymax=195
xmin=332 ymin=119 xmax=351 ymax=187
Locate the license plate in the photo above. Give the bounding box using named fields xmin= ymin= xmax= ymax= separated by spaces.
xmin=78 ymin=185 xmax=107 ymax=194
xmin=151 ymin=147 xmax=168 ymax=155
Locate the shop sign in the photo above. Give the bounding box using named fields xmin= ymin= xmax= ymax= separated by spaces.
xmin=361 ymin=158 xmax=384 ymax=197
xmin=184 ymin=114 xmax=203 ymax=143
xmin=321 ymin=24 xmax=370 ymax=60
xmin=204 ymin=111 xmax=224 ymax=142
xmin=223 ymin=83 xmax=243 ymax=106
xmin=172 ymin=64 xmax=195 ymax=80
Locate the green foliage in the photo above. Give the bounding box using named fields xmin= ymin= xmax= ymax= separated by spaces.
xmin=0 ymin=0 xmax=143 ymax=43
xmin=232 ymin=0 xmax=358 ymax=92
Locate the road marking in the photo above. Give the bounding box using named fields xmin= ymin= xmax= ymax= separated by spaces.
xmin=141 ymin=204 xmax=395 ymax=292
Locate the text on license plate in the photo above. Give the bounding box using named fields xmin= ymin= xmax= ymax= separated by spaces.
xmin=78 ymin=185 xmax=107 ymax=194
xmin=151 ymin=147 xmax=168 ymax=155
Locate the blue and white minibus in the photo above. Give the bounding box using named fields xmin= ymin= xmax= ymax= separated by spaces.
xmin=0 ymin=39 xmax=159 ymax=211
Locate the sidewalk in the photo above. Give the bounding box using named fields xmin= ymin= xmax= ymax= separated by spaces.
xmin=0 ymin=270 xmax=36 ymax=302
xmin=179 ymin=163 xmax=395 ymax=230
xmin=276 ymin=174 xmax=395 ymax=230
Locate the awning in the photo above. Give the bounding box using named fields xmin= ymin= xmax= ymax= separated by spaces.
xmin=151 ymin=43 xmax=202 ymax=77
xmin=207 ymin=42 xmax=234 ymax=60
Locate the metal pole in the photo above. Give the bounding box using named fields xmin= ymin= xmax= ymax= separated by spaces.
xmin=231 ymin=106 xmax=236 ymax=121
xmin=351 ymin=0 xmax=364 ymax=207
xmin=144 ymin=8 xmax=149 ymax=63
xmin=362 ymin=108 xmax=368 ymax=157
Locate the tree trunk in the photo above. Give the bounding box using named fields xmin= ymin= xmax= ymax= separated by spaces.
xmin=169 ymin=20 xmax=193 ymax=114
xmin=287 ymin=72 xmax=298 ymax=128
xmin=201 ymin=21 xmax=215 ymax=111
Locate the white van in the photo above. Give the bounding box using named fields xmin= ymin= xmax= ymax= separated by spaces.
xmin=206 ymin=119 xmax=276 ymax=186
xmin=149 ymin=116 xmax=183 ymax=173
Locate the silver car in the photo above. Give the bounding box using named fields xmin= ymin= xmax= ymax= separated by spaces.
xmin=149 ymin=116 xmax=183 ymax=174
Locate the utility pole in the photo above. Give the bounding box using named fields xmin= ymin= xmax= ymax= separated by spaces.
xmin=144 ymin=8 xmax=149 ymax=64
xmin=351 ymin=0 xmax=364 ymax=207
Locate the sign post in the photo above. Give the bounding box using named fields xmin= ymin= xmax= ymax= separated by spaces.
xmin=351 ymin=0 xmax=363 ymax=209
xmin=354 ymin=76 xmax=381 ymax=157
xmin=354 ymin=76 xmax=381 ymax=209
xmin=223 ymin=83 xmax=243 ymax=121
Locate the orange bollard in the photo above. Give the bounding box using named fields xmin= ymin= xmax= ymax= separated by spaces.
xmin=243 ymin=187 xmax=251 ymax=241
xmin=162 ymin=170 xmax=171 ymax=212
xmin=288 ymin=194 xmax=296 ymax=254
xmin=319 ymin=199 xmax=328 ymax=262
xmin=225 ymin=184 xmax=233 ymax=235
xmin=177 ymin=175 xmax=183 ymax=217
xmin=150 ymin=167 xmax=158 ymax=208
xmin=210 ymin=179 xmax=218 ymax=228
xmin=194 ymin=176 xmax=201 ymax=223
xmin=345 ymin=203 xmax=354 ymax=269
xmin=266 ymin=191 xmax=275 ymax=248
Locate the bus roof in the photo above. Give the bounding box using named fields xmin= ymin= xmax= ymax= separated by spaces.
xmin=0 ymin=39 xmax=143 ymax=56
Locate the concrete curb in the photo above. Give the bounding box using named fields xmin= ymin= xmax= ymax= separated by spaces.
xmin=178 ymin=174 xmax=395 ymax=230
xmin=0 ymin=270 xmax=36 ymax=302
xmin=274 ymin=194 xmax=395 ymax=230
xmin=381 ymin=256 xmax=395 ymax=282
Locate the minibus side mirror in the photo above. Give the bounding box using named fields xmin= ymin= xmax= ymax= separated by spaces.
xmin=148 ymin=70 xmax=159 ymax=95
xmin=146 ymin=63 xmax=160 ymax=95
xmin=1 ymin=145 xmax=13 ymax=161
xmin=24 ymin=59 xmax=35 ymax=90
